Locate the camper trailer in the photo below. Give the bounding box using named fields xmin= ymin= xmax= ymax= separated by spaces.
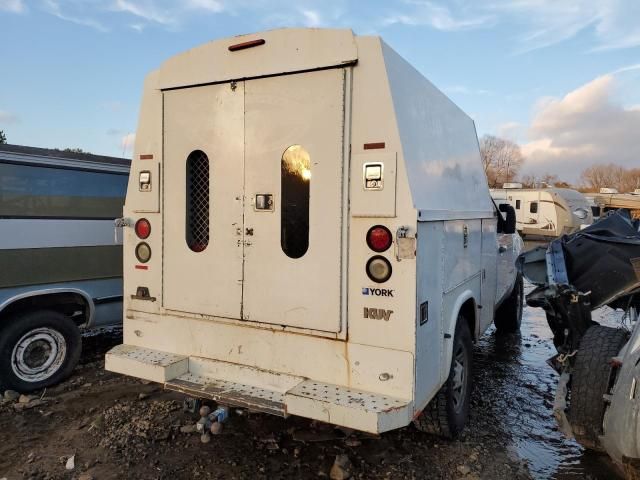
xmin=106 ymin=28 xmax=522 ymax=437
xmin=592 ymin=188 xmax=640 ymax=220
xmin=0 ymin=144 xmax=129 ymax=392
xmin=491 ymin=185 xmax=592 ymax=238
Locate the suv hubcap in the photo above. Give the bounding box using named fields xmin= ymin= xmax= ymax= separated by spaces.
xmin=11 ymin=328 xmax=67 ymax=382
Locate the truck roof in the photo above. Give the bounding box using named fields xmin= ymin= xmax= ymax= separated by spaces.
xmin=0 ymin=144 xmax=131 ymax=167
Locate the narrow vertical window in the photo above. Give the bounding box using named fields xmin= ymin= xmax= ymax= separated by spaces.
xmin=281 ymin=145 xmax=310 ymax=259
xmin=186 ymin=150 xmax=210 ymax=252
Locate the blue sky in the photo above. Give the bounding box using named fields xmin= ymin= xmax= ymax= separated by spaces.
xmin=1 ymin=0 xmax=639 ymax=182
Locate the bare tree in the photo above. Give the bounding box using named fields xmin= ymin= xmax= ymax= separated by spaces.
xmin=580 ymin=163 xmax=638 ymax=192
xmin=520 ymin=172 xmax=570 ymax=189
xmin=479 ymin=135 xmax=524 ymax=188
xmin=0 ymin=130 xmax=6 ymax=144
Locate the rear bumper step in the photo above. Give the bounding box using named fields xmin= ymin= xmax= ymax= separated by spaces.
xmin=106 ymin=344 xmax=412 ymax=433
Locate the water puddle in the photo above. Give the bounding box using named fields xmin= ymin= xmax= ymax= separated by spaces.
xmin=471 ymin=278 xmax=623 ymax=479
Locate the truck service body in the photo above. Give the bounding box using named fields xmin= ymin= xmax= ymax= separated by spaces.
xmin=107 ymin=29 xmax=522 ymax=434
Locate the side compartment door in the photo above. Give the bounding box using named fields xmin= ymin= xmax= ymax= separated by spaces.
xmin=480 ymin=218 xmax=498 ymax=331
xmin=163 ymin=83 xmax=245 ymax=319
xmin=241 ymin=69 xmax=346 ymax=332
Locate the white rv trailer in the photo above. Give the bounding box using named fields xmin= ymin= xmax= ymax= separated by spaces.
xmin=0 ymin=144 xmax=129 ymax=392
xmin=592 ymin=189 xmax=640 ymax=220
xmin=106 ymin=28 xmax=523 ymax=436
xmin=490 ymin=186 xmax=592 ymax=238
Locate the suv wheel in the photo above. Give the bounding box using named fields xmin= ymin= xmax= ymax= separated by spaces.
xmin=0 ymin=310 xmax=82 ymax=392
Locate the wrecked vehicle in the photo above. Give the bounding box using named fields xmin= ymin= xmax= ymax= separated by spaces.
xmin=519 ymin=209 xmax=640 ymax=475
xmin=106 ymin=28 xmax=523 ymax=438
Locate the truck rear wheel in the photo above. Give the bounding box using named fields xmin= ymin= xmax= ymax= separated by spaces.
xmin=0 ymin=310 xmax=82 ymax=393
xmin=494 ymin=274 xmax=524 ymax=334
xmin=413 ymin=315 xmax=473 ymax=439
xmin=568 ymin=325 xmax=629 ymax=451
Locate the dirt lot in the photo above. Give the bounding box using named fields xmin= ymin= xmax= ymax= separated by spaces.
xmin=0 ymin=298 xmax=623 ymax=480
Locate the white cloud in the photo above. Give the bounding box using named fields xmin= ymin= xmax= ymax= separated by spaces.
xmin=120 ymin=132 xmax=135 ymax=156
xmin=497 ymin=121 xmax=524 ymax=141
xmin=444 ymin=85 xmax=493 ymax=96
xmin=0 ymin=110 xmax=20 ymax=124
xmin=0 ymin=0 xmax=24 ymax=13
xmin=111 ymin=0 xmax=226 ymax=28
xmin=520 ymin=75 xmax=640 ymax=181
xmin=381 ymin=1 xmax=640 ymax=53
xmin=186 ymin=0 xmax=223 ymax=13
xmin=301 ymin=9 xmax=322 ymax=27
xmin=486 ymin=0 xmax=640 ymax=53
xmin=112 ymin=0 xmax=173 ymax=26
xmin=43 ymin=0 xmax=108 ymax=32
xmin=384 ymin=0 xmax=495 ymax=31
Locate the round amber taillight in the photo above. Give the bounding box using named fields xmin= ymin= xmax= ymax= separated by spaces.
xmin=366 ymin=256 xmax=392 ymax=283
xmin=135 ymin=242 xmax=152 ymax=263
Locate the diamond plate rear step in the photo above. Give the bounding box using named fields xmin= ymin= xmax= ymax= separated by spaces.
xmin=106 ymin=344 xmax=413 ymax=433
xmin=165 ymin=373 xmax=285 ymax=416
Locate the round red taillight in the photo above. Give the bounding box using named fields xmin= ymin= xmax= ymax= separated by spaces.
xmin=135 ymin=218 xmax=151 ymax=239
xmin=366 ymin=225 xmax=392 ymax=252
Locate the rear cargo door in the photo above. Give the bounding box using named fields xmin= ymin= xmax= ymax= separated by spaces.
xmin=163 ymin=83 xmax=245 ymax=319
xmin=242 ymin=69 xmax=345 ymax=332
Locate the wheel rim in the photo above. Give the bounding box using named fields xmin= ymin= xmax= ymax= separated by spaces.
xmin=11 ymin=327 xmax=67 ymax=382
xmin=451 ymin=343 xmax=467 ymax=413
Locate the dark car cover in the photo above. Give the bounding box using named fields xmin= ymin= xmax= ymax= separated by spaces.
xmin=561 ymin=210 xmax=640 ymax=309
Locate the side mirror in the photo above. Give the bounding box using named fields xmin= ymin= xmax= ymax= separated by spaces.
xmin=498 ymin=203 xmax=517 ymax=234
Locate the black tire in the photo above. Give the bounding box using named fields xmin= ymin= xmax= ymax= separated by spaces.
xmin=494 ymin=274 xmax=524 ymax=334
xmin=568 ymin=325 xmax=628 ymax=452
xmin=0 ymin=309 xmax=82 ymax=392
xmin=413 ymin=316 xmax=473 ymax=438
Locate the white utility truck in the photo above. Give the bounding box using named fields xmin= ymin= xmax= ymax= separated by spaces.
xmin=106 ymin=28 xmax=522 ymax=437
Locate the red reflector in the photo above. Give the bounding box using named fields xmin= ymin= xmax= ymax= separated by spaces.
xmin=228 ymin=38 xmax=265 ymax=51
xmin=367 ymin=225 xmax=392 ymax=253
xmin=135 ymin=265 xmax=148 ymax=270
xmin=364 ymin=142 xmax=385 ymax=150
xmin=135 ymin=218 xmax=151 ymax=239
xmin=139 ymin=154 xmax=154 ymax=160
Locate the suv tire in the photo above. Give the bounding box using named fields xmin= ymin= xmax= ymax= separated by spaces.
xmin=0 ymin=309 xmax=82 ymax=392
xmin=569 ymin=325 xmax=628 ymax=451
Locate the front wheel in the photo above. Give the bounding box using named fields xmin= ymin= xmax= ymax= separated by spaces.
xmin=414 ymin=316 xmax=473 ymax=438
xmin=494 ymin=274 xmax=524 ymax=334
xmin=0 ymin=310 xmax=82 ymax=392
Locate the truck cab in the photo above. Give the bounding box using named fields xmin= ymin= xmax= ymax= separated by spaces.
xmin=107 ymin=28 xmax=522 ymax=437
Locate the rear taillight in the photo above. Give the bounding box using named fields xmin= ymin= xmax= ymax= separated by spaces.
xmin=135 ymin=242 xmax=152 ymax=263
xmin=366 ymin=256 xmax=392 ymax=283
xmin=366 ymin=225 xmax=392 ymax=252
xmin=135 ymin=218 xmax=151 ymax=239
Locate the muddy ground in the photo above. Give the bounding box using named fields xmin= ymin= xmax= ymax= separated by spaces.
xmin=0 ymin=292 xmax=624 ymax=480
